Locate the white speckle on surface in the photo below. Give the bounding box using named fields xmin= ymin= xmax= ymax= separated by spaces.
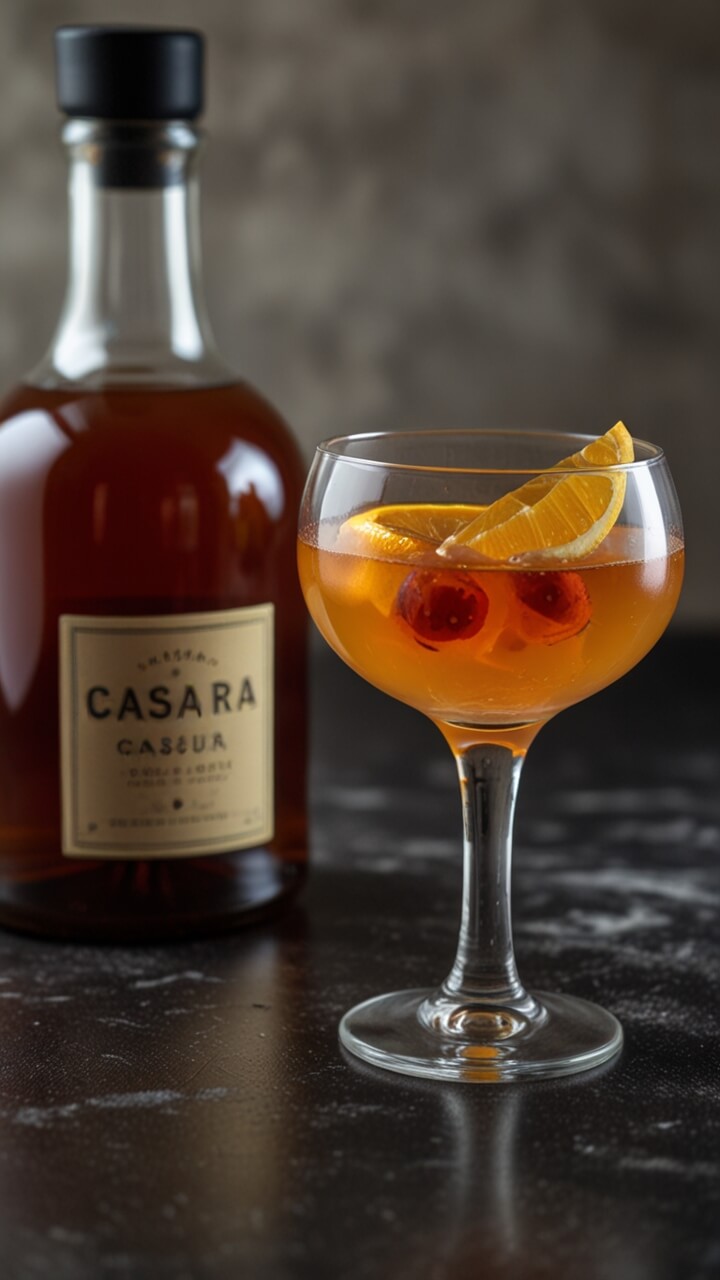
xmin=403 ymin=838 xmax=456 ymax=859
xmin=133 ymin=971 xmax=223 ymax=989
xmin=92 ymin=1090 xmax=182 ymax=1109
xmin=367 ymin=857 xmax=403 ymax=873
xmin=527 ymin=821 xmax=569 ymax=844
xmin=618 ymin=1154 xmax=719 ymax=1177
xmin=557 ymin=788 xmax=694 ymax=814
xmin=15 ymin=1103 xmax=81 ymax=1127
xmin=607 ymin=818 xmax=699 ymax=846
xmin=48 ymin=1227 xmax=87 ymax=1245
xmin=569 ymin=905 xmax=672 ymax=936
xmin=324 ymin=786 xmax=390 ymax=811
xmin=10 ymin=1090 xmax=196 ymax=1126
xmin=550 ymin=869 xmax=720 ymax=906
xmin=521 ymin=903 xmax=671 ymax=938
xmin=674 ymin=941 xmax=697 ymax=960
xmin=96 ymin=1017 xmax=145 ymax=1029
xmin=576 ymin=1139 xmax=720 ymax=1178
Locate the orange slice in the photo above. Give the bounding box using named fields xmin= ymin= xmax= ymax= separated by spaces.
xmin=438 ymin=422 xmax=634 ymax=564
xmin=337 ymin=503 xmax=484 ymax=561
xmin=333 ymin=504 xmax=485 ymax=620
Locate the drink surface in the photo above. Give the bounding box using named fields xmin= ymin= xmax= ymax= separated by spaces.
xmin=298 ymin=513 xmax=684 ymax=727
xmin=0 ymin=381 xmax=308 ymax=938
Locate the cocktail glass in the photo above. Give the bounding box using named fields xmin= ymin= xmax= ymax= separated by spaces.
xmin=298 ymin=429 xmax=684 ymax=1082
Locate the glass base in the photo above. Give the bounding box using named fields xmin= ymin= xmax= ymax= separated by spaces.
xmin=339 ymin=988 xmax=623 ymax=1083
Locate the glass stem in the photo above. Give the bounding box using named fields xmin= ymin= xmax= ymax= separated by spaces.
xmin=424 ymin=724 xmax=543 ymax=1031
xmin=447 ymin=740 xmax=527 ymax=1002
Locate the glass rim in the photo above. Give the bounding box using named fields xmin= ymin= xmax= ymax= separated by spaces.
xmin=314 ymin=428 xmax=666 ymax=476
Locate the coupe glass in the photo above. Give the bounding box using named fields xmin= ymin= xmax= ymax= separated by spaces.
xmin=298 ymin=430 xmax=684 ymax=1082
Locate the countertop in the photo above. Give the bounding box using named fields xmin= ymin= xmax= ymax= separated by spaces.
xmin=0 ymin=632 xmax=718 ymax=1280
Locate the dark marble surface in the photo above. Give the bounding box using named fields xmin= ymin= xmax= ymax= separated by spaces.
xmin=0 ymin=632 xmax=718 ymax=1279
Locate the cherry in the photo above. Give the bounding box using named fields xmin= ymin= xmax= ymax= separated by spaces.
xmin=396 ymin=570 xmax=489 ymax=644
xmin=513 ymin=571 xmax=591 ymax=644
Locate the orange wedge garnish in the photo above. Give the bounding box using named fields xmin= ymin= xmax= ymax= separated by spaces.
xmin=337 ymin=423 xmax=633 ymax=566
xmin=438 ymin=422 xmax=634 ymax=563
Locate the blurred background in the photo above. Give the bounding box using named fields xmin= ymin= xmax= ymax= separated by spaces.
xmin=0 ymin=0 xmax=717 ymax=628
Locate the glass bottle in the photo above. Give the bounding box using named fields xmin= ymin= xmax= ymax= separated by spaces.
xmin=0 ymin=26 xmax=308 ymax=939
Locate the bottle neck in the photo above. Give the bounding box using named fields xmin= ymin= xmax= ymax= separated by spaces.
xmin=30 ymin=120 xmax=230 ymax=389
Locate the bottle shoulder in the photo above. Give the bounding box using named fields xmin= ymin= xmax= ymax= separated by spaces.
xmin=0 ymin=379 xmax=307 ymax=487
xmin=0 ymin=381 xmax=309 ymax=538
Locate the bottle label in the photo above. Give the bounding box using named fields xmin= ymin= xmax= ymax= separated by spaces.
xmin=59 ymin=607 xmax=274 ymax=859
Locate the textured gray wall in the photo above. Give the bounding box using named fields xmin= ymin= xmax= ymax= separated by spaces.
xmin=0 ymin=0 xmax=718 ymax=626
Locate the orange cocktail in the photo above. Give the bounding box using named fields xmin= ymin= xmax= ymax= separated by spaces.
xmin=298 ymin=520 xmax=684 ymax=728
xmin=297 ymin=423 xmax=684 ymax=1083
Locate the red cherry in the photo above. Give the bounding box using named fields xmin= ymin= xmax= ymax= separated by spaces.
xmin=513 ymin=571 xmax=592 ymax=644
xmin=396 ymin=570 xmax=489 ymax=643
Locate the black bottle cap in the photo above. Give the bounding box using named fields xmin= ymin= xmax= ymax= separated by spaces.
xmin=55 ymin=26 xmax=204 ymax=120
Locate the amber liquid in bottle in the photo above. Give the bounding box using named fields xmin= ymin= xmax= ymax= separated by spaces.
xmin=0 ymin=33 xmax=307 ymax=939
xmin=0 ymin=382 xmax=307 ymax=938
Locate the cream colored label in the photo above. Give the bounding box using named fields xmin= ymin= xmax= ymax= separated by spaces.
xmin=59 ymin=607 xmax=274 ymax=859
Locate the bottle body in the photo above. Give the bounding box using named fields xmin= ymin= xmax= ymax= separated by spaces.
xmin=0 ymin=379 xmax=308 ymax=938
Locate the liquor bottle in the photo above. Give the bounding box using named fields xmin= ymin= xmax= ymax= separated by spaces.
xmin=0 ymin=26 xmax=308 ymax=938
